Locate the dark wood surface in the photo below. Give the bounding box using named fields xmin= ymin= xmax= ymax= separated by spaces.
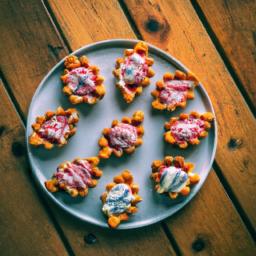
xmin=0 ymin=0 xmax=255 ymax=255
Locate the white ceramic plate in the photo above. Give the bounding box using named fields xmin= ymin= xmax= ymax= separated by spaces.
xmin=26 ymin=39 xmax=217 ymax=229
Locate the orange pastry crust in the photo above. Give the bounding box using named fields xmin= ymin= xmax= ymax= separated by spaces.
xmin=61 ymin=55 xmax=105 ymax=104
xmin=113 ymin=41 xmax=155 ymax=103
xmin=101 ymin=170 xmax=142 ymax=228
xmin=151 ymin=70 xmax=199 ymax=111
xmin=45 ymin=157 xmax=102 ymax=197
xmin=164 ymin=111 xmax=214 ymax=149
xmin=98 ymin=111 xmax=144 ymax=159
xmin=29 ymin=107 xmax=79 ymax=149
xmin=151 ymin=156 xmax=200 ymax=199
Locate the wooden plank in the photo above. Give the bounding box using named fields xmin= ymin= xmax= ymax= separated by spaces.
xmin=124 ymin=0 xmax=256 ymax=230
xmin=0 ymin=1 xmax=176 ymax=255
xmin=47 ymin=0 xmax=256 ymax=254
xmin=52 ymin=207 xmax=174 ymax=256
xmin=0 ymin=81 xmax=68 ymax=256
xmin=168 ymin=171 xmax=256 ymax=255
xmin=46 ymin=0 xmax=134 ymax=49
xmin=0 ymin=0 xmax=67 ymax=116
xmin=196 ymin=0 xmax=256 ymax=109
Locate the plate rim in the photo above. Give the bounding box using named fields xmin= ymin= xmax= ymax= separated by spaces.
xmin=26 ymin=39 xmax=218 ymax=229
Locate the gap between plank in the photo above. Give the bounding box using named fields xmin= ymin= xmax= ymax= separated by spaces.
xmin=161 ymin=222 xmax=182 ymax=256
xmin=191 ymin=0 xmax=256 ymax=116
xmin=118 ymin=0 xmax=143 ymax=39
xmin=213 ymin=161 xmax=256 ymax=241
xmin=0 ymin=70 xmax=26 ymax=125
xmin=42 ymin=0 xmax=72 ymax=53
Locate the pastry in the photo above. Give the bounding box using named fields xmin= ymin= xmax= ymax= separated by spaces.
xmin=164 ymin=111 xmax=214 ymax=149
xmin=113 ymin=41 xmax=155 ymax=103
xmin=98 ymin=111 xmax=144 ymax=159
xmin=29 ymin=107 xmax=79 ymax=149
xmin=151 ymin=70 xmax=199 ymax=111
xmin=61 ymin=55 xmax=105 ymax=104
xmin=151 ymin=156 xmax=200 ymax=199
xmin=45 ymin=157 xmax=102 ymax=197
xmin=101 ymin=170 xmax=142 ymax=228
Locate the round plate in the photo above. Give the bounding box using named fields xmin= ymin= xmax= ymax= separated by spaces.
xmin=26 ymin=39 xmax=217 ymax=229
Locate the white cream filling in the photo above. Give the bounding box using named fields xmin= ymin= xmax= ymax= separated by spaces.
xmin=157 ymin=166 xmax=188 ymax=193
xmin=102 ymin=183 xmax=134 ymax=216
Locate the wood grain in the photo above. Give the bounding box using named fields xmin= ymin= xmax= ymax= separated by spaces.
xmin=50 ymin=205 xmax=174 ymax=256
xmin=0 ymin=0 xmax=255 ymax=255
xmin=47 ymin=0 xmax=256 ymax=254
xmin=0 ymin=0 xmax=67 ymax=117
xmin=124 ymin=0 xmax=256 ymax=230
xmin=0 ymin=81 xmax=68 ymax=256
xmin=196 ymin=0 xmax=256 ymax=109
xmin=0 ymin=1 xmax=175 ymax=255
xmin=167 ymin=171 xmax=256 ymax=255
xmin=46 ymin=0 xmax=135 ymax=49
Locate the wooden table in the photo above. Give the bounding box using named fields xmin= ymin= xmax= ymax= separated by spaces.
xmin=0 ymin=0 xmax=255 ymax=255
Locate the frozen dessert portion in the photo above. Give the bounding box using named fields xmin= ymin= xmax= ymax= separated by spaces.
xmin=29 ymin=107 xmax=79 ymax=149
xmin=151 ymin=156 xmax=200 ymax=199
xmin=101 ymin=170 xmax=142 ymax=228
xmin=61 ymin=55 xmax=105 ymax=104
xmin=113 ymin=41 xmax=155 ymax=103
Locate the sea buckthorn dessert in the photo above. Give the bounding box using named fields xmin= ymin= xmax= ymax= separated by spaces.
xmin=164 ymin=112 xmax=214 ymax=149
xmin=113 ymin=41 xmax=155 ymax=103
xmin=151 ymin=70 xmax=199 ymax=111
xmin=101 ymin=170 xmax=142 ymax=228
xmin=151 ymin=156 xmax=200 ymax=199
xmin=45 ymin=157 xmax=102 ymax=197
xmin=98 ymin=110 xmax=144 ymax=159
xmin=29 ymin=107 xmax=79 ymax=149
xmin=61 ymin=55 xmax=105 ymax=104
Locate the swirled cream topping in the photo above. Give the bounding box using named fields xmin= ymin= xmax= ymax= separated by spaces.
xmin=157 ymin=166 xmax=188 ymax=193
xmin=170 ymin=117 xmax=205 ymax=142
xmin=102 ymin=183 xmax=134 ymax=216
xmin=118 ymin=53 xmax=148 ymax=92
xmin=38 ymin=115 xmax=70 ymax=144
xmin=54 ymin=159 xmax=93 ymax=190
xmin=66 ymin=67 xmax=96 ymax=96
xmin=108 ymin=123 xmax=137 ymax=149
xmin=159 ymin=80 xmax=194 ymax=106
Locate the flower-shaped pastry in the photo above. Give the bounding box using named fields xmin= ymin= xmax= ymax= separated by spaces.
xmin=151 ymin=70 xmax=199 ymax=111
xmin=164 ymin=112 xmax=214 ymax=149
xmin=61 ymin=55 xmax=105 ymax=104
xmin=101 ymin=170 xmax=142 ymax=228
xmin=151 ymin=156 xmax=200 ymax=199
xmin=98 ymin=111 xmax=144 ymax=159
xmin=45 ymin=157 xmax=102 ymax=197
xmin=113 ymin=42 xmax=155 ymax=103
xmin=29 ymin=107 xmax=79 ymax=149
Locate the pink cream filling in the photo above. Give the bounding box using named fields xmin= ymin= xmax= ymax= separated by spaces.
xmin=159 ymin=80 xmax=194 ymax=106
xmin=54 ymin=160 xmax=93 ymax=189
xmin=108 ymin=123 xmax=137 ymax=150
xmin=170 ymin=117 xmax=205 ymax=143
xmin=119 ymin=53 xmax=148 ymax=92
xmin=38 ymin=115 xmax=69 ymax=144
xmin=66 ymin=67 xmax=96 ymax=96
